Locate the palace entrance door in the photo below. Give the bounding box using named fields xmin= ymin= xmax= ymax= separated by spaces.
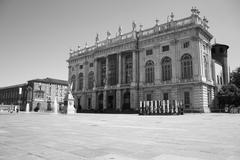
xmin=98 ymin=93 xmax=103 ymax=112
xmin=107 ymin=90 xmax=116 ymax=110
xmin=122 ymin=91 xmax=130 ymax=111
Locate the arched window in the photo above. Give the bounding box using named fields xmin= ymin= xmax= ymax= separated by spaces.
xmin=181 ymin=54 xmax=193 ymax=79
xmin=71 ymin=75 xmax=76 ymax=91
xmin=162 ymin=57 xmax=172 ymax=81
xmin=88 ymin=71 xmax=94 ymax=90
xmin=145 ymin=60 xmax=154 ymax=83
xmin=78 ymin=73 xmax=83 ymax=90
xmin=204 ymin=56 xmax=208 ymax=80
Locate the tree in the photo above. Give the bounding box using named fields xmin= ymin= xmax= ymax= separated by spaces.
xmin=218 ymin=84 xmax=240 ymax=109
xmin=230 ymin=67 xmax=240 ymax=89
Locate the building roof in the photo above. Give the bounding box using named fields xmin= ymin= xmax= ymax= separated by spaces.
xmin=28 ymin=78 xmax=68 ymax=86
xmin=0 ymin=83 xmax=27 ymax=90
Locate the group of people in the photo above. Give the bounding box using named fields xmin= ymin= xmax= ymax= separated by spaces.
xmin=8 ymin=105 xmax=19 ymax=113
xmin=139 ymin=100 xmax=184 ymax=115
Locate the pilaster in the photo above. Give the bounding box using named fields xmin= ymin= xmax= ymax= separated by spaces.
xmin=103 ymin=90 xmax=107 ymax=109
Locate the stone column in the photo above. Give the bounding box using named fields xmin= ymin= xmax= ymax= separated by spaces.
xmin=131 ymin=51 xmax=137 ymax=86
xmin=118 ymin=53 xmax=122 ymax=86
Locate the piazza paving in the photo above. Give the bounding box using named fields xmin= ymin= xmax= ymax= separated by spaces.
xmin=0 ymin=112 xmax=240 ymax=160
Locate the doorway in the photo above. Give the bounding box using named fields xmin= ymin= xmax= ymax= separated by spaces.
xmin=122 ymin=91 xmax=130 ymax=110
xmin=98 ymin=93 xmax=103 ymax=112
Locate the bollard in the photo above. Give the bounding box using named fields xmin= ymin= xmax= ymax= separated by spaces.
xmin=154 ymin=100 xmax=158 ymax=114
xmin=174 ymin=100 xmax=178 ymax=114
xmin=166 ymin=100 xmax=169 ymax=114
xmin=158 ymin=100 xmax=161 ymax=114
xmin=171 ymin=101 xmax=174 ymax=114
xmin=150 ymin=101 xmax=153 ymax=115
xmin=146 ymin=101 xmax=149 ymax=115
xmin=162 ymin=100 xmax=165 ymax=114
xmin=139 ymin=101 xmax=143 ymax=115
xmin=143 ymin=101 xmax=146 ymax=115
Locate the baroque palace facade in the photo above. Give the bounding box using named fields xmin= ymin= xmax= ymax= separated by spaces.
xmin=67 ymin=8 xmax=228 ymax=113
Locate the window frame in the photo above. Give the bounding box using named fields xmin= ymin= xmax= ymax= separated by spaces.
xmin=145 ymin=60 xmax=155 ymax=83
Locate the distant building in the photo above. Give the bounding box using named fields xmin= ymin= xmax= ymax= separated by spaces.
xmin=0 ymin=83 xmax=28 ymax=110
xmin=27 ymin=78 xmax=68 ymax=112
xmin=0 ymin=78 xmax=68 ymax=112
xmin=67 ymin=8 xmax=229 ymax=112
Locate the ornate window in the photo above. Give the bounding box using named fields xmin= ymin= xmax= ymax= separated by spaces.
xmin=181 ymin=54 xmax=193 ymax=79
xmin=125 ymin=54 xmax=132 ymax=83
xmin=162 ymin=57 xmax=172 ymax=81
xmin=71 ymin=75 xmax=76 ymax=91
xmin=145 ymin=60 xmax=154 ymax=83
xmin=78 ymin=73 xmax=83 ymax=90
xmin=88 ymin=71 xmax=94 ymax=90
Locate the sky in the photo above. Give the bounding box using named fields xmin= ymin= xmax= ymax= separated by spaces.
xmin=0 ymin=0 xmax=239 ymax=87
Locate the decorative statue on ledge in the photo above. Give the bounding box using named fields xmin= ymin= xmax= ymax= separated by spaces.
xmin=64 ymin=83 xmax=76 ymax=114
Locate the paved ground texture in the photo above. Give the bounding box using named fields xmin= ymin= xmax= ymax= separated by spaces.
xmin=0 ymin=112 xmax=240 ymax=160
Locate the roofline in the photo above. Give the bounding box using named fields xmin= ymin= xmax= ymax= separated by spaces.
xmin=0 ymin=83 xmax=27 ymax=90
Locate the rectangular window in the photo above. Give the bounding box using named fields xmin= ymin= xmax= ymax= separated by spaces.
xmin=184 ymin=91 xmax=190 ymax=108
xmin=146 ymin=94 xmax=152 ymax=101
xmin=146 ymin=49 xmax=153 ymax=56
xmin=90 ymin=63 xmax=93 ymax=67
xmin=79 ymin=65 xmax=83 ymax=69
xmin=163 ymin=93 xmax=168 ymax=100
xmin=162 ymin=45 xmax=169 ymax=52
xmin=183 ymin=41 xmax=190 ymax=48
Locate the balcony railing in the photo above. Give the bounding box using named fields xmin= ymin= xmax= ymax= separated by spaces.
xmin=69 ymin=13 xmax=209 ymax=58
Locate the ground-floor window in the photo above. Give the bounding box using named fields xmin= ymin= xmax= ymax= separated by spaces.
xmin=146 ymin=94 xmax=152 ymax=101
xmin=163 ymin=93 xmax=169 ymax=100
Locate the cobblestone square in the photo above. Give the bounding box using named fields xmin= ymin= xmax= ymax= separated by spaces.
xmin=0 ymin=113 xmax=240 ymax=160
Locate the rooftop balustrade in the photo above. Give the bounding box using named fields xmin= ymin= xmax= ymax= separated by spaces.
xmin=69 ymin=8 xmax=209 ymax=58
